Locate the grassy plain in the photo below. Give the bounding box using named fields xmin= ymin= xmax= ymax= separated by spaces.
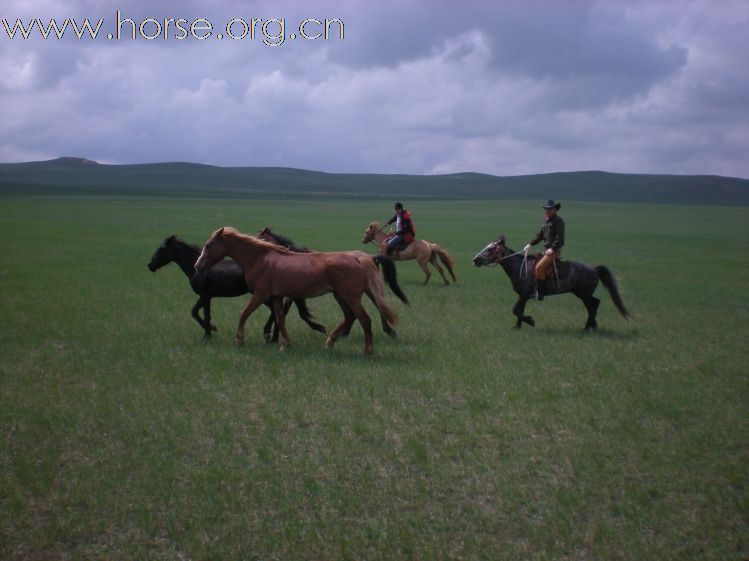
xmin=1 ymin=195 xmax=747 ymax=560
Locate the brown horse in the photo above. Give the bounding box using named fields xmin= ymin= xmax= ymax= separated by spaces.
xmin=362 ymin=222 xmax=456 ymax=285
xmin=195 ymin=227 xmax=408 ymax=355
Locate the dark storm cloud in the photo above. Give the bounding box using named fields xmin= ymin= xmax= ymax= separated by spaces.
xmin=0 ymin=0 xmax=747 ymax=177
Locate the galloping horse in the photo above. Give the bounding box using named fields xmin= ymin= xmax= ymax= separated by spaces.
xmin=196 ymin=227 xmax=409 ymax=354
xmin=148 ymin=236 xmax=325 ymax=340
xmin=257 ymin=227 xmax=398 ymax=339
xmin=362 ymin=222 xmax=456 ymax=285
xmin=473 ymin=235 xmax=631 ymax=330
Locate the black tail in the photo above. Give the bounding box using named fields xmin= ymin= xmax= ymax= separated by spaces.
xmin=373 ymin=255 xmax=409 ymax=305
xmin=596 ymin=266 xmax=631 ymax=320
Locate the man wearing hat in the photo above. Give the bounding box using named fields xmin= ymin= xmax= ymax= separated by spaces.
xmin=523 ymin=200 xmax=565 ymax=300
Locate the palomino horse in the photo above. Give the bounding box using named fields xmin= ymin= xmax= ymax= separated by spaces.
xmin=362 ymin=222 xmax=457 ymax=285
xmin=473 ymin=236 xmax=631 ymax=330
xmin=148 ymin=235 xmax=325 ymax=340
xmin=195 ymin=227 xmax=409 ymax=354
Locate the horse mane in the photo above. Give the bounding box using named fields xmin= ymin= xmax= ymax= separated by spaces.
xmin=168 ymin=235 xmax=201 ymax=253
xmin=221 ymin=227 xmax=294 ymax=254
xmin=262 ymin=227 xmax=308 ymax=252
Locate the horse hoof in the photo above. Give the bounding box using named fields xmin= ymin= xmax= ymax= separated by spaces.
xmin=210 ymin=325 xmax=217 ymax=332
xmin=235 ymin=338 xmax=244 ymax=348
xmin=387 ymin=329 xmax=397 ymax=339
xmin=363 ymin=347 xmax=373 ymax=355
xmin=527 ymin=318 xmax=535 ymax=327
xmin=325 ymin=336 xmax=335 ymax=348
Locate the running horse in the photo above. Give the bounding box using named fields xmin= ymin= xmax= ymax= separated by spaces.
xmin=195 ymin=227 xmax=409 ymax=354
xmin=473 ymin=235 xmax=631 ymax=330
xmin=148 ymin=235 xmax=325 ymax=340
xmin=361 ymin=222 xmax=456 ymax=285
xmin=257 ymin=226 xmax=404 ymax=339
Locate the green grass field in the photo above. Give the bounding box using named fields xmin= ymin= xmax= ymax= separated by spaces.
xmin=1 ymin=195 xmax=747 ymax=560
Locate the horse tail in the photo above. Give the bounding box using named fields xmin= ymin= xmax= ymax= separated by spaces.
xmin=430 ymin=244 xmax=457 ymax=282
xmin=373 ymin=255 xmax=409 ymax=305
xmin=596 ymin=266 xmax=631 ymax=320
xmin=366 ymin=269 xmax=399 ymax=326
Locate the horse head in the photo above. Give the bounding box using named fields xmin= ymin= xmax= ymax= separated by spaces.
xmin=148 ymin=235 xmax=178 ymax=272
xmin=195 ymin=227 xmax=227 ymax=272
xmin=362 ymin=222 xmax=380 ymax=244
xmin=472 ymin=235 xmax=507 ymax=267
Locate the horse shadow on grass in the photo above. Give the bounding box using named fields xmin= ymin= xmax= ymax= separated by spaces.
xmin=520 ymin=325 xmax=641 ymax=340
xmin=191 ymin=329 xmax=414 ymax=365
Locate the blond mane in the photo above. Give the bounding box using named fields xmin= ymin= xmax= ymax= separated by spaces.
xmin=219 ymin=227 xmax=294 ymax=254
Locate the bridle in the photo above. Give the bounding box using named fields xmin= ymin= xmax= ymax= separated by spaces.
xmin=363 ymin=224 xmax=391 ymax=246
xmin=484 ymin=242 xmax=531 ymax=279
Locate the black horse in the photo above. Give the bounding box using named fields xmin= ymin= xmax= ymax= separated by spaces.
xmin=473 ymin=236 xmax=630 ymax=330
xmin=147 ymin=235 xmax=326 ymax=340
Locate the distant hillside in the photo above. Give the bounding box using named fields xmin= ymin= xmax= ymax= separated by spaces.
xmin=1 ymin=157 xmax=748 ymax=205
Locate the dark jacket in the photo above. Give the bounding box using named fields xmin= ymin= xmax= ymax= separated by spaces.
xmin=386 ymin=210 xmax=415 ymax=242
xmin=530 ymin=214 xmax=565 ymax=251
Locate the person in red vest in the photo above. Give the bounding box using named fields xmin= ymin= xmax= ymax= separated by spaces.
xmin=385 ymin=202 xmax=415 ymax=255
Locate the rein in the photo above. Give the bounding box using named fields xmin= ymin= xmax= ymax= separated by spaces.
xmin=494 ymin=247 xmax=561 ymax=286
xmin=364 ymin=225 xmax=391 ymax=246
xmin=489 ymin=247 xmax=531 ymax=279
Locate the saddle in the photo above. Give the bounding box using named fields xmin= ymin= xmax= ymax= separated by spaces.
xmin=387 ymin=236 xmax=411 ymax=253
xmin=529 ymin=253 xmax=565 ymax=281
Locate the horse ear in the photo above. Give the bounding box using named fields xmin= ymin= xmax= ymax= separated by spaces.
xmin=217 ymin=227 xmax=225 ymax=237
xmin=497 ymin=235 xmax=506 ymax=245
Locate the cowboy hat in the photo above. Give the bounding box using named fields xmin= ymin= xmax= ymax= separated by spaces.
xmin=542 ymin=199 xmax=561 ymax=210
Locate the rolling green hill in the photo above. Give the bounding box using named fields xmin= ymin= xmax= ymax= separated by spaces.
xmin=1 ymin=157 xmax=748 ymax=204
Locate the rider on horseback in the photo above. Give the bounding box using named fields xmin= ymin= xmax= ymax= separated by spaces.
xmin=523 ymin=199 xmax=565 ymax=300
xmin=385 ymin=202 xmax=415 ymax=256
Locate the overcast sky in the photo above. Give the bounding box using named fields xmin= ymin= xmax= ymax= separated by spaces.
xmin=1 ymin=0 xmax=748 ymax=177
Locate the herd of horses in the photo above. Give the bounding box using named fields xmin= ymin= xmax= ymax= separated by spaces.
xmin=148 ymin=223 xmax=630 ymax=354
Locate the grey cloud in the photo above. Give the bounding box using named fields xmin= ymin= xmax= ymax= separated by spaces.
xmin=0 ymin=0 xmax=747 ymax=178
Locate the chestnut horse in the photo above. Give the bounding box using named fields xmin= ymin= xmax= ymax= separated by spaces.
xmin=148 ymin=235 xmax=324 ymax=341
xmin=195 ymin=227 xmax=409 ymax=354
xmin=362 ymin=222 xmax=456 ymax=285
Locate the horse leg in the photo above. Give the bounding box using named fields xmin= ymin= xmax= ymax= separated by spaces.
xmin=272 ymin=297 xmax=291 ymax=350
xmin=325 ymin=293 xmax=356 ymax=349
xmin=269 ymin=298 xmax=294 ymax=343
xmin=261 ymin=300 xmax=279 ymax=344
xmin=418 ymin=256 xmax=432 ymax=284
xmin=191 ymin=296 xmax=211 ymax=336
xmin=294 ymin=298 xmax=326 ymax=334
xmin=203 ymin=297 xmax=217 ymax=335
xmin=346 ymin=296 xmax=374 ymax=355
xmin=366 ymin=288 xmax=396 ymax=338
xmin=429 ymin=253 xmax=449 ymax=285
xmin=236 ymin=293 xmax=266 ymax=348
xmin=512 ymin=296 xmax=535 ymax=329
xmin=575 ymin=289 xmax=600 ymax=331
